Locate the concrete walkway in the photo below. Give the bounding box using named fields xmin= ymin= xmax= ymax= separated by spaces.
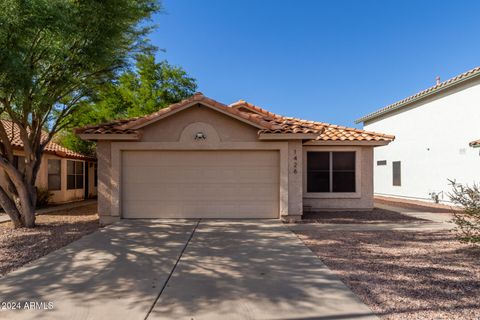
xmin=290 ymin=203 xmax=456 ymax=232
xmin=0 ymin=220 xmax=377 ymax=320
xmin=0 ymin=199 xmax=97 ymax=223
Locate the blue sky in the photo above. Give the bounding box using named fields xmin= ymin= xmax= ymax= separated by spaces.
xmin=151 ymin=0 xmax=480 ymax=127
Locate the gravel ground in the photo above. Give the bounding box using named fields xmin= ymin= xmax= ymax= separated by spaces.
xmin=301 ymin=208 xmax=428 ymax=224
xmin=375 ymin=196 xmax=457 ymax=213
xmin=0 ymin=204 xmax=99 ymax=277
xmin=296 ymin=229 xmax=480 ymax=319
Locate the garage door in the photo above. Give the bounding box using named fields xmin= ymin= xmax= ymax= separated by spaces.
xmin=121 ymin=150 xmax=279 ymax=218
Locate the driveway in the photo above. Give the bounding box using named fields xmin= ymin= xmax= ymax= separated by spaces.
xmin=0 ymin=220 xmax=376 ymax=320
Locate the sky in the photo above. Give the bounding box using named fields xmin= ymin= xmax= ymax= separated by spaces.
xmin=150 ymin=0 xmax=480 ymax=128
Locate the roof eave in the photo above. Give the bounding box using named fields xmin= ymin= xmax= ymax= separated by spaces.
xmin=303 ymin=140 xmax=392 ymax=146
xmin=355 ymin=70 xmax=480 ymax=124
xmin=77 ymin=133 xmax=142 ymax=141
xmin=258 ymin=133 xmax=321 ymax=140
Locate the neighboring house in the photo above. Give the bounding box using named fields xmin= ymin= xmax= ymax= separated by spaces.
xmin=356 ymin=66 xmax=480 ymax=203
xmin=0 ymin=120 xmax=97 ymax=204
xmin=76 ymin=93 xmax=393 ymax=224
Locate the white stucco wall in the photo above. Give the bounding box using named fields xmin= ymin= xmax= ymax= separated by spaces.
xmin=364 ymin=78 xmax=480 ymax=203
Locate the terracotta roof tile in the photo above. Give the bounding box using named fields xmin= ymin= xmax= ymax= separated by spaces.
xmin=469 ymin=139 xmax=480 ymax=147
xmin=2 ymin=120 xmax=94 ymax=160
xmin=356 ymin=66 xmax=480 ymax=123
xmin=76 ymin=93 xmax=394 ymax=143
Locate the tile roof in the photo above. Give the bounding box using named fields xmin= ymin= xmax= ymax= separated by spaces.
xmin=2 ymin=120 xmax=95 ymax=160
xmin=76 ymin=93 xmax=394 ymax=143
xmin=469 ymin=139 xmax=480 ymax=147
xmin=356 ymin=66 xmax=480 ymax=124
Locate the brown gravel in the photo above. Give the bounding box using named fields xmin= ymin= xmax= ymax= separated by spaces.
xmin=0 ymin=204 xmax=99 ymax=277
xmin=296 ymin=229 xmax=480 ymax=319
xmin=301 ymin=208 xmax=428 ymax=224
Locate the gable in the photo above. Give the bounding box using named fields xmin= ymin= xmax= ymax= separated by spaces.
xmin=140 ymin=103 xmax=260 ymax=142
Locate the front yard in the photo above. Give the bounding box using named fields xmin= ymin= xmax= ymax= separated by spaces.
xmin=0 ymin=204 xmax=99 ymax=277
xmin=295 ymin=209 xmax=480 ymax=320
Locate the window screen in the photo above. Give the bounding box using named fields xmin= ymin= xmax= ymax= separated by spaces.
xmin=392 ymin=161 xmax=401 ymax=186
xmin=48 ymin=159 xmax=61 ymax=191
xmin=307 ymin=151 xmax=356 ymax=193
xmin=67 ymin=160 xmax=84 ymax=190
xmin=377 ymin=160 xmax=387 ymax=166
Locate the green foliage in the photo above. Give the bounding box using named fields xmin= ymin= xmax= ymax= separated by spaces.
xmin=35 ymin=187 xmax=52 ymax=208
xmin=448 ymin=180 xmax=480 ymax=244
xmin=58 ymin=53 xmax=197 ymax=154
xmin=0 ymin=0 xmax=160 ymax=130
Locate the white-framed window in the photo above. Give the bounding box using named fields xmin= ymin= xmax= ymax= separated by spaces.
xmin=67 ymin=160 xmax=84 ymax=190
xmin=306 ymin=151 xmax=356 ymax=193
xmin=48 ymin=159 xmax=61 ymax=191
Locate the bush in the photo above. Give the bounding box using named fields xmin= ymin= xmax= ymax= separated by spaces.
xmin=36 ymin=187 xmax=53 ymax=208
xmin=448 ymin=180 xmax=480 ymax=244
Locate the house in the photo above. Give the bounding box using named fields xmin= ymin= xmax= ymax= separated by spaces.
xmin=0 ymin=120 xmax=97 ymax=204
xmin=356 ymin=66 xmax=480 ymax=203
xmin=76 ymin=93 xmax=393 ymax=224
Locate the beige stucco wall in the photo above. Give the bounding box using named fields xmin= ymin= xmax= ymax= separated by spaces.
xmin=94 ymin=103 xmax=377 ymax=224
xmin=302 ymin=145 xmax=374 ymax=211
xmin=0 ymin=152 xmax=96 ymax=205
xmin=141 ymin=105 xmax=260 ymax=142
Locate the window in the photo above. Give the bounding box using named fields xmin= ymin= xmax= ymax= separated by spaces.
xmin=377 ymin=160 xmax=387 ymax=166
xmin=392 ymin=161 xmax=401 ymax=186
xmin=67 ymin=160 xmax=84 ymax=190
xmin=48 ymin=159 xmax=61 ymax=191
xmin=307 ymin=151 xmax=356 ymax=193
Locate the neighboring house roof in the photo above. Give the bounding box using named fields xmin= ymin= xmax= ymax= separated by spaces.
xmin=76 ymin=93 xmax=394 ymax=143
xmin=469 ymin=139 xmax=480 ymax=148
xmin=1 ymin=120 xmax=94 ymax=160
xmin=355 ymin=66 xmax=480 ymax=124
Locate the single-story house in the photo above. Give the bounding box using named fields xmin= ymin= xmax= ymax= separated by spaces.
xmin=0 ymin=120 xmax=97 ymax=204
xmin=76 ymin=93 xmax=394 ymax=224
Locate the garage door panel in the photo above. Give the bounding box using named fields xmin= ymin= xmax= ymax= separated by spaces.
xmin=121 ymin=150 xmax=279 ymax=219
xmin=123 ymin=151 xmax=278 ymax=167
xmin=122 ymin=166 xmax=279 ymax=184
xmin=123 ymin=200 xmax=277 ymax=219
xmin=123 ymin=184 xmax=278 ymax=201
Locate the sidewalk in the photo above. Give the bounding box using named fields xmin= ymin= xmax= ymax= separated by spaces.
xmin=0 ymin=199 xmax=97 ymax=224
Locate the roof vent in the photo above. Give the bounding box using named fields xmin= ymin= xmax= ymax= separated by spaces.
xmin=436 ymin=76 xmax=441 ymax=85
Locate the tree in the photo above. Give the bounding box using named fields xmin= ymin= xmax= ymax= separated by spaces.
xmin=0 ymin=0 xmax=160 ymax=228
xmin=57 ymin=54 xmax=197 ymax=155
xmin=449 ymin=180 xmax=480 ymax=244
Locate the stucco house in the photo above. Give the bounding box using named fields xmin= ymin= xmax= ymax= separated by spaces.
xmin=356 ymin=66 xmax=480 ymax=203
xmin=0 ymin=120 xmax=97 ymax=204
xmin=76 ymin=93 xmax=394 ymax=224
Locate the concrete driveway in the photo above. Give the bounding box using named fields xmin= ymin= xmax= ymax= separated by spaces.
xmin=0 ymin=220 xmax=376 ymax=320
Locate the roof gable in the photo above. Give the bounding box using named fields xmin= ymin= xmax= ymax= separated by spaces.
xmin=1 ymin=120 xmax=94 ymax=160
xmin=356 ymin=66 xmax=480 ymax=124
xmin=76 ymin=93 xmax=394 ymax=143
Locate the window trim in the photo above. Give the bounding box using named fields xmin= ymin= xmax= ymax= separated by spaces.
xmin=303 ymin=146 xmax=362 ymax=199
xmin=47 ymin=159 xmax=62 ymax=191
xmin=67 ymin=160 xmax=84 ymax=190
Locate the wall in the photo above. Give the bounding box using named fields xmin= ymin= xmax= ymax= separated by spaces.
xmin=364 ymin=78 xmax=480 ymax=203
xmin=0 ymin=153 xmax=94 ymax=205
xmin=302 ymin=145 xmax=374 ymax=211
xmin=40 ymin=155 xmax=86 ymax=203
xmin=95 ymin=104 xmax=295 ymax=224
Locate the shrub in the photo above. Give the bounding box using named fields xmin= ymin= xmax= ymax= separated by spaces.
xmin=448 ymin=180 xmax=480 ymax=244
xmin=36 ymin=187 xmax=53 ymax=208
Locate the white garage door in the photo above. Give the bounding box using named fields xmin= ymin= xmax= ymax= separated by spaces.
xmin=121 ymin=150 xmax=279 ymax=218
